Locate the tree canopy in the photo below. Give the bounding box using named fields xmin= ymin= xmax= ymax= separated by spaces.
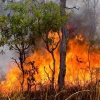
xmin=0 ymin=0 xmax=68 ymax=49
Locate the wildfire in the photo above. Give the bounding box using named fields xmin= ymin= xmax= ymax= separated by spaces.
xmin=0 ymin=33 xmax=100 ymax=96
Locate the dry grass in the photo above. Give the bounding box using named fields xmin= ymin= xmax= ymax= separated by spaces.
xmin=0 ymin=82 xmax=100 ymax=100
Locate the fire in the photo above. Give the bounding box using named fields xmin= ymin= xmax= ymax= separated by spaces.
xmin=0 ymin=34 xmax=100 ymax=96
xmin=0 ymin=67 xmax=21 ymax=96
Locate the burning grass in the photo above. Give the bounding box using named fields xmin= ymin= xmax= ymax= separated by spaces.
xmin=0 ymin=82 xmax=99 ymax=100
xmin=0 ymin=35 xmax=100 ymax=99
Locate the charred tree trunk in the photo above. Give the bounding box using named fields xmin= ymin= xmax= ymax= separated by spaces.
xmin=58 ymin=0 xmax=68 ymax=91
xmin=58 ymin=26 xmax=68 ymax=90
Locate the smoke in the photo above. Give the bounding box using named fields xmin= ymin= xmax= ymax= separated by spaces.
xmin=40 ymin=0 xmax=100 ymax=39
xmin=66 ymin=0 xmax=100 ymax=40
xmin=0 ymin=46 xmax=15 ymax=80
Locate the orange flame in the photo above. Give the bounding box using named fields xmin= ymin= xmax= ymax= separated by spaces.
xmin=0 ymin=34 xmax=100 ymax=96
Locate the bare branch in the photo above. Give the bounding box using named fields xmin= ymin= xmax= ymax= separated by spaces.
xmin=44 ymin=66 xmax=51 ymax=83
xmin=52 ymin=40 xmax=60 ymax=51
xmin=24 ymin=44 xmax=30 ymax=50
xmin=11 ymin=57 xmax=21 ymax=71
xmin=51 ymin=32 xmax=61 ymax=51
xmin=11 ymin=45 xmax=18 ymax=51
xmin=49 ymin=65 xmax=54 ymax=73
xmin=41 ymin=34 xmax=47 ymax=43
xmin=65 ymin=6 xmax=80 ymax=10
xmin=15 ymin=44 xmax=21 ymax=52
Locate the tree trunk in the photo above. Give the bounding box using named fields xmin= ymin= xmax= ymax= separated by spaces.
xmin=58 ymin=0 xmax=68 ymax=91
xmin=51 ymin=51 xmax=55 ymax=91
xmin=21 ymin=70 xmax=24 ymax=92
xmin=20 ymin=58 xmax=25 ymax=92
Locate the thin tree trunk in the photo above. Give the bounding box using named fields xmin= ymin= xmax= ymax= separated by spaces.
xmin=21 ymin=70 xmax=24 ymax=92
xmin=58 ymin=0 xmax=68 ymax=91
xmin=51 ymin=51 xmax=55 ymax=90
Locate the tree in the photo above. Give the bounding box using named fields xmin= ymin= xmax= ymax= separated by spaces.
xmin=25 ymin=61 xmax=38 ymax=92
xmin=30 ymin=1 xmax=67 ymax=91
xmin=0 ymin=1 xmax=36 ymax=92
xmin=58 ymin=0 xmax=69 ymax=91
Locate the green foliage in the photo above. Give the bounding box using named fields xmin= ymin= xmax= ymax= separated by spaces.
xmin=0 ymin=0 xmax=68 ymax=50
xmin=0 ymin=1 xmax=32 ymax=49
xmin=29 ymin=1 xmax=68 ymax=36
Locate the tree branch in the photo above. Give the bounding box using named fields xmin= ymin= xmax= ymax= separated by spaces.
xmin=65 ymin=6 xmax=80 ymax=10
xmin=49 ymin=65 xmax=54 ymax=73
xmin=11 ymin=57 xmax=21 ymax=71
xmin=44 ymin=66 xmax=52 ymax=83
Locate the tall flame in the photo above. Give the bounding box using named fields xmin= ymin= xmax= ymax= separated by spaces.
xmin=0 ymin=34 xmax=100 ymax=96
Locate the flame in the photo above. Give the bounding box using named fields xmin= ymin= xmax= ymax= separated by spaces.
xmin=0 ymin=33 xmax=100 ymax=96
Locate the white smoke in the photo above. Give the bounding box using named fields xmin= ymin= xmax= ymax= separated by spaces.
xmin=0 ymin=46 xmax=14 ymax=79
